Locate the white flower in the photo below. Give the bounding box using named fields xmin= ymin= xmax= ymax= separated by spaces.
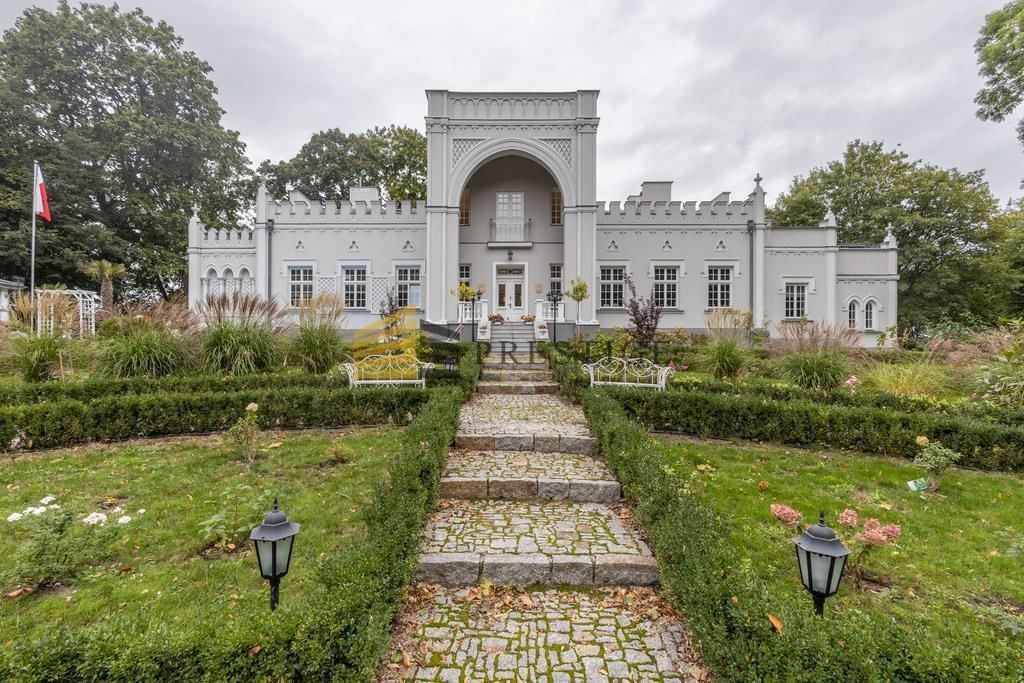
xmin=23 ymin=506 xmax=47 ymax=516
xmin=82 ymin=512 xmax=107 ymax=526
xmin=246 ymin=402 xmax=259 ymax=413
xmin=47 ymin=504 xmax=60 ymax=510
xmin=110 ymin=506 xmax=124 ymax=515
xmin=137 ymin=509 xmax=146 ymax=515
xmin=117 ymin=515 xmax=131 ymax=524
xmin=39 ymin=495 xmax=56 ymax=505
xmin=6 ymin=512 xmax=23 ymax=522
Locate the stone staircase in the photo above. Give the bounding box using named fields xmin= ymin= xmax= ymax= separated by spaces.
xmin=418 ymin=357 xmax=658 ymax=588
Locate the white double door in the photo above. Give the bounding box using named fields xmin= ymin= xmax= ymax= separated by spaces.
xmin=495 ymin=265 xmax=525 ymax=318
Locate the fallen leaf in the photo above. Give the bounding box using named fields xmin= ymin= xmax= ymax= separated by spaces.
xmin=767 ymin=613 xmax=783 ymax=633
xmin=520 ymin=593 xmax=534 ymax=608
xmin=5 ymin=587 xmax=33 ymax=599
xmin=268 ymin=442 xmax=282 ymax=449
xmin=879 ymin=503 xmax=893 ymax=511
xmin=247 ymin=645 xmax=262 ymax=657
xmin=757 ymin=481 xmax=769 ymax=491
xmin=401 ymin=651 xmax=412 ymax=667
xmin=731 ymin=595 xmax=739 ymax=606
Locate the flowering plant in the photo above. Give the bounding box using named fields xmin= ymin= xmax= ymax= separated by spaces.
xmin=770 ymin=503 xmax=802 ymax=527
xmin=227 ymin=403 xmax=262 ymax=464
xmin=842 ymin=374 xmax=860 ymax=391
xmin=521 ymin=314 xmax=535 ymax=323
xmin=488 ymin=313 xmax=504 ymax=324
xmin=913 ymin=436 xmax=963 ymax=492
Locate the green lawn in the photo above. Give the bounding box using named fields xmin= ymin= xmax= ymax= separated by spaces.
xmin=0 ymin=427 xmax=401 ymax=639
xmin=658 ymin=436 xmax=1024 ymax=650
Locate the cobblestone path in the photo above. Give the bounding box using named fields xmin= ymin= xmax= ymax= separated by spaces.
xmin=382 ymin=350 xmax=700 ymax=681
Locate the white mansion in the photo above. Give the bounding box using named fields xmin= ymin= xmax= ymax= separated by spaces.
xmin=187 ymin=90 xmax=898 ymax=345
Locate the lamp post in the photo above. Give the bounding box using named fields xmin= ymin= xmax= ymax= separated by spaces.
xmin=471 ymin=290 xmax=482 ymax=343
xmin=250 ymin=497 xmax=301 ymax=611
xmin=791 ymin=512 xmax=851 ymax=616
xmin=546 ymin=289 xmax=563 ymax=346
xmin=443 ymin=355 xmax=457 ymax=372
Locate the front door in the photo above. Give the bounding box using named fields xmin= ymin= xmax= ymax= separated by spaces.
xmin=495 ymin=265 xmax=525 ymax=318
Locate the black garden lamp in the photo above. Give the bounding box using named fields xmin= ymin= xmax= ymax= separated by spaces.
xmin=250 ymin=497 xmax=301 ymax=611
xmin=791 ymin=512 xmax=851 ymax=616
xmin=546 ymin=289 xmax=563 ymax=345
xmin=443 ymin=355 xmax=457 ymax=372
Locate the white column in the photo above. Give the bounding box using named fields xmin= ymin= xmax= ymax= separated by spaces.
xmin=254 ymin=182 xmax=269 ymax=299
xmin=186 ymin=207 xmax=202 ymax=309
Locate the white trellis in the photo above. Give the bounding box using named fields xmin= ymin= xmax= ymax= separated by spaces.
xmin=35 ymin=289 xmax=101 ymax=337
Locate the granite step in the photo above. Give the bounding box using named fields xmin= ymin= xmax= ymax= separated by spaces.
xmin=417 ymin=500 xmax=658 ymax=587
xmin=455 ymin=432 xmax=595 ymax=454
xmin=480 ymin=369 xmax=553 ymax=381
xmin=457 ymin=394 xmax=594 ymax=453
xmin=476 ymin=381 xmax=559 ymax=395
xmin=482 ymin=360 xmax=550 ymax=371
xmin=440 ymin=449 xmax=620 ymax=503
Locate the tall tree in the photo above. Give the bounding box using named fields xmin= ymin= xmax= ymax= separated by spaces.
xmin=0 ymin=1 xmax=252 ymax=300
xmin=82 ymin=259 xmax=126 ymax=316
xmin=975 ymin=1 xmax=1024 ymax=160
xmin=259 ymin=126 xmax=426 ymax=201
xmin=771 ymin=141 xmax=1007 ymax=331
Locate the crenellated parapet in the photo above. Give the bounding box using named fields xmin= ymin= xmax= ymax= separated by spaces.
xmin=199 ymin=226 xmax=256 ymax=245
xmin=264 ymin=190 xmax=426 ymax=226
xmin=596 ymin=192 xmax=757 ymax=227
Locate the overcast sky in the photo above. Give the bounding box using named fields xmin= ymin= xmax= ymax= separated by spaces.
xmin=3 ymin=0 xmax=1021 ymax=206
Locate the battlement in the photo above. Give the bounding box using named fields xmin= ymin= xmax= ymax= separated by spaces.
xmin=266 ymin=190 xmax=426 ymax=225
xmin=199 ymin=226 xmax=256 ymax=247
xmin=596 ymin=192 xmax=755 ymax=226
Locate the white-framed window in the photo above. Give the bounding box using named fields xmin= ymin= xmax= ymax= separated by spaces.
xmin=342 ymin=265 xmax=367 ymax=309
xmin=848 ymin=300 xmax=859 ymax=329
xmin=864 ymin=300 xmax=875 ymax=330
xmin=707 ymin=266 xmax=733 ymax=309
xmin=784 ymin=283 xmax=807 ymax=319
xmin=288 ymin=265 xmax=314 ymax=307
xmin=459 ymin=190 xmax=470 ymax=226
xmin=459 ymin=264 xmax=471 ymax=284
xmin=550 ymin=264 xmax=563 ymax=294
xmin=599 ymin=266 xmax=626 ymax=308
xmin=396 ymin=266 xmax=422 ymax=308
xmin=551 ymin=189 xmax=563 ymax=226
xmin=653 ymin=266 xmax=678 ymax=308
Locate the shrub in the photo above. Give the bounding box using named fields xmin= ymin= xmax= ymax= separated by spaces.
xmin=225 ymin=402 xmax=262 ymax=463
xmin=98 ymin=325 xmax=188 ymax=378
xmin=197 ymin=483 xmax=271 ymax=550
xmin=779 ymin=350 xmax=849 ymax=390
xmin=291 ymin=324 xmax=345 ymax=374
xmin=913 ymin=436 xmax=963 ymax=491
xmin=775 ymin=318 xmax=861 ymax=351
xmin=861 ymin=361 xmax=953 ymax=399
xmin=3 ymin=510 xmax=116 ymax=590
xmin=609 ymin=388 xmax=1024 ymax=472
xmin=202 ymin=322 xmax=283 ymax=375
xmin=978 ymin=342 xmax=1024 ymax=407
xmin=0 ymin=387 xmax=430 ymax=452
xmin=696 ymin=338 xmax=746 ymax=380
xmin=12 ymin=334 xmax=73 ymax=382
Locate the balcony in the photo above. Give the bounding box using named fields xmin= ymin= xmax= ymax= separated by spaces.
xmin=488 ymin=217 xmax=532 ymax=247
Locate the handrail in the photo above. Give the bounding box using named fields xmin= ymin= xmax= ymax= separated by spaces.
xmin=489 ymin=217 xmax=532 ymax=243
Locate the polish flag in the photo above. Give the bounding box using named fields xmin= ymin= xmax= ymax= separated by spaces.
xmin=33 ymin=164 xmax=50 ymax=222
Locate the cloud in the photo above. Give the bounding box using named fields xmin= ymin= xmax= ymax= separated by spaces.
xmin=3 ymin=0 xmax=1020 ymax=204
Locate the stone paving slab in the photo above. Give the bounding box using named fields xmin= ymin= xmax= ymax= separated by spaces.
xmin=476 ymin=381 xmax=559 ymax=395
xmin=441 ymin=450 xmax=620 ymax=502
xmin=380 ymin=585 xmax=701 ymax=682
xmin=480 ymin=369 xmax=553 ymax=381
xmin=458 ymin=394 xmax=592 ymax=437
xmin=420 ymin=500 xmax=650 ymax=557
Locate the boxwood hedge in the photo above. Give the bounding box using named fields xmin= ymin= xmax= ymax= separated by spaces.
xmin=583 ymin=390 xmax=1023 ymax=682
xmin=0 ymin=356 xmax=479 ymax=680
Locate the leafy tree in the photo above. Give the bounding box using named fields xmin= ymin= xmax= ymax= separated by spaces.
xmin=771 ymin=141 xmax=1006 ymax=331
xmin=259 ymin=125 xmax=426 ymax=201
xmin=0 ymin=2 xmax=252 ymax=300
xmin=82 ymin=259 xmax=126 ymax=315
xmin=975 ymin=1 xmax=1024 ymax=155
xmin=623 ymin=273 xmax=661 ymax=349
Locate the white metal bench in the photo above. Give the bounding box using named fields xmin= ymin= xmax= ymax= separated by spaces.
xmin=583 ymin=356 xmax=674 ymax=391
xmin=343 ymin=354 xmax=434 ymax=388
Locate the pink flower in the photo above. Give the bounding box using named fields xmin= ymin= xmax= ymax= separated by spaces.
xmin=880 ymin=524 xmax=902 ymax=543
xmin=737 ymin=367 xmax=747 ymax=376
xmin=770 ymin=503 xmax=802 ymax=527
xmin=855 ymin=518 xmax=901 ymax=547
xmin=838 ymin=508 xmax=858 ymax=527
xmin=669 ymin=361 xmax=676 ymax=369
xmin=842 ymin=375 xmax=860 ymax=391
xmin=680 ymin=364 xmax=689 ymax=371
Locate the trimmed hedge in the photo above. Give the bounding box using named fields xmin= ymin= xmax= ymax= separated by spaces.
xmin=583 ymin=390 xmax=1023 ymax=681
xmin=0 ymin=387 xmax=430 ymax=452
xmin=0 ymin=383 xmax=470 ymax=681
xmin=672 ymin=373 xmax=1024 ymax=427
xmin=0 ymin=371 xmax=349 ymax=407
xmin=611 ymin=388 xmax=1024 ymax=472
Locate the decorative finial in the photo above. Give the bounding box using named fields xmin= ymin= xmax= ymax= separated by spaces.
xmin=191 ymin=204 xmax=200 ymax=218
xmin=754 ymin=173 xmax=763 ymax=188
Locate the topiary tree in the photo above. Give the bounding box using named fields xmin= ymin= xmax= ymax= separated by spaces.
xmin=566 ymin=278 xmax=590 ymax=336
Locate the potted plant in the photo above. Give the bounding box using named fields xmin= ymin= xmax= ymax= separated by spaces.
xmin=521 ymin=313 xmax=535 ymax=323
xmin=489 ymin=313 xmax=505 ymax=325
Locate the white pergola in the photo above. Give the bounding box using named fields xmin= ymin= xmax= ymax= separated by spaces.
xmin=35 ymin=289 xmax=101 ymax=337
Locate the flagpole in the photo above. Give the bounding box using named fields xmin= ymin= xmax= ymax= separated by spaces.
xmin=30 ymin=161 xmax=37 ymax=335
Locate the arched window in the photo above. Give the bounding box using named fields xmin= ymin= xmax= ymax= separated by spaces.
xmin=222 ymin=268 xmax=235 ymax=295
xmin=864 ymin=300 xmax=875 ymax=331
xmin=238 ymin=267 xmax=253 ymax=294
xmin=848 ymin=300 xmax=858 ymax=330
